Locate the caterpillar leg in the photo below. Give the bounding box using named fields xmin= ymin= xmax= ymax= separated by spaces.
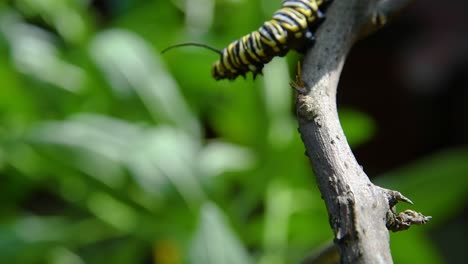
xmin=277 ymin=47 xmax=289 ymax=57
xmin=294 ymin=29 xmax=316 ymax=53
xmin=252 ymin=70 xmax=263 ymax=80
xmin=251 ymin=63 xmax=264 ymax=80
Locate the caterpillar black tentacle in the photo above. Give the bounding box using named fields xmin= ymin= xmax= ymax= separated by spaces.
xmin=163 ymin=0 xmax=332 ymax=81
xmin=161 ymin=42 xmax=222 ymax=55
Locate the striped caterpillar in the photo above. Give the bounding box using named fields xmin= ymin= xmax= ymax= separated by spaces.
xmin=163 ymin=0 xmax=332 ymax=80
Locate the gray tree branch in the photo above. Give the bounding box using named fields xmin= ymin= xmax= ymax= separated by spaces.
xmin=295 ymin=0 xmax=430 ymax=263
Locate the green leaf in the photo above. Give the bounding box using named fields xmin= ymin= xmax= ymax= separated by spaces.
xmin=89 ymin=30 xmax=200 ymax=136
xmin=190 ymin=202 xmax=252 ymax=264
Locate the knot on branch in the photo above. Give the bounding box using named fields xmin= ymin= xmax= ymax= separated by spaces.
xmin=381 ymin=188 xmax=432 ymax=232
xmin=387 ymin=209 xmax=432 ymax=232
xmin=296 ymin=93 xmax=319 ymax=121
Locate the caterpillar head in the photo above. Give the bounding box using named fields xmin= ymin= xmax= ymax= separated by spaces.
xmin=162 ymin=42 xmax=262 ymax=81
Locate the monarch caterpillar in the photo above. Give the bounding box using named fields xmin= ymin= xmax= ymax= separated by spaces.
xmin=162 ymin=0 xmax=332 ymax=80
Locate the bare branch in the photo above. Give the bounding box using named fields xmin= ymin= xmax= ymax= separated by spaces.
xmin=295 ymin=0 xmax=428 ymax=263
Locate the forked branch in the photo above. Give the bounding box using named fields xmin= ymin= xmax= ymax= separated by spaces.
xmin=295 ymin=0 xmax=429 ymax=263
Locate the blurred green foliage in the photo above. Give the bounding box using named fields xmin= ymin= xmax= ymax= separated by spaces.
xmin=0 ymin=1 xmax=466 ymax=264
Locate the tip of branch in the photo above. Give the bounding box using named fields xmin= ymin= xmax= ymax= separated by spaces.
xmin=387 ymin=210 xmax=432 ymax=232
xmin=394 ymin=191 xmax=414 ymax=205
xmin=378 ymin=187 xmax=431 ymax=232
xmin=381 ymin=188 xmax=414 ymax=206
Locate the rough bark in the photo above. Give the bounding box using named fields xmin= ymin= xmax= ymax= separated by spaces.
xmin=295 ymin=0 xmax=430 ymax=263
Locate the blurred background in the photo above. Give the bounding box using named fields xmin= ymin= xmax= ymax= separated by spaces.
xmin=0 ymin=0 xmax=466 ymax=263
